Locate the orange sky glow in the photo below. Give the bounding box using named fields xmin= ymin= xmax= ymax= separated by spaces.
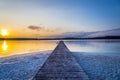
xmin=0 ymin=26 xmax=63 ymax=38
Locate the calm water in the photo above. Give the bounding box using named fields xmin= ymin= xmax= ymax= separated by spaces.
xmin=0 ymin=40 xmax=120 ymax=58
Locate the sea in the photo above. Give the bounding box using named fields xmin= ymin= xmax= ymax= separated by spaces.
xmin=0 ymin=39 xmax=120 ymax=58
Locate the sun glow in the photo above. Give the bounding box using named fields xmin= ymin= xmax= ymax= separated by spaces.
xmin=1 ymin=29 xmax=8 ymax=36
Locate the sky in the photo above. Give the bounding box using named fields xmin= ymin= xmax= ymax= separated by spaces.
xmin=0 ymin=0 xmax=120 ymax=38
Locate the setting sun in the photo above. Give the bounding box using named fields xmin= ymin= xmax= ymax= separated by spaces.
xmin=1 ymin=29 xmax=8 ymax=36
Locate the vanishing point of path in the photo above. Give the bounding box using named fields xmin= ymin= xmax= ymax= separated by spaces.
xmin=33 ymin=41 xmax=89 ymax=80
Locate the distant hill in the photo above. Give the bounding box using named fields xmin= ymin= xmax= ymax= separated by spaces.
xmin=49 ymin=28 xmax=120 ymax=39
xmin=86 ymin=28 xmax=120 ymax=38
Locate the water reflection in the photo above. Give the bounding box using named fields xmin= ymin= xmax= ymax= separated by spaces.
xmin=2 ymin=40 xmax=8 ymax=51
xmin=64 ymin=40 xmax=120 ymax=53
xmin=0 ymin=40 xmax=120 ymax=58
xmin=0 ymin=40 xmax=58 ymax=58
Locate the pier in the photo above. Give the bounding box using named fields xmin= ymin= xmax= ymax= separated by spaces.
xmin=33 ymin=41 xmax=89 ymax=80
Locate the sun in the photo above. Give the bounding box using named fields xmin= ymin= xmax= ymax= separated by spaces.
xmin=1 ymin=29 xmax=8 ymax=36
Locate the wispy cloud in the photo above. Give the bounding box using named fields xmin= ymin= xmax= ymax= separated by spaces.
xmin=28 ymin=25 xmax=43 ymax=31
xmin=27 ymin=25 xmax=62 ymax=35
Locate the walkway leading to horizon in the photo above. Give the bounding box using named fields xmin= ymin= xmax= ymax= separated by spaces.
xmin=33 ymin=41 xmax=89 ymax=80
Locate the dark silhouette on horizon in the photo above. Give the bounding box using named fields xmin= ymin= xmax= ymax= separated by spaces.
xmin=0 ymin=36 xmax=120 ymax=40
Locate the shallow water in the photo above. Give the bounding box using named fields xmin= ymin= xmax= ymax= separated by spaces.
xmin=65 ymin=39 xmax=120 ymax=54
xmin=0 ymin=40 xmax=57 ymax=58
xmin=0 ymin=39 xmax=120 ymax=57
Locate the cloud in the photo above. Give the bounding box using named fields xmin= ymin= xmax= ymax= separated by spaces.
xmin=28 ymin=25 xmax=43 ymax=31
xmin=27 ymin=25 xmax=61 ymax=33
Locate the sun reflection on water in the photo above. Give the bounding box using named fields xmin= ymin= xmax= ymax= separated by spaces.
xmin=0 ymin=40 xmax=57 ymax=58
xmin=2 ymin=40 xmax=8 ymax=51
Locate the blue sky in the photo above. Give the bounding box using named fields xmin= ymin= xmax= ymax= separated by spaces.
xmin=0 ymin=0 xmax=120 ymax=37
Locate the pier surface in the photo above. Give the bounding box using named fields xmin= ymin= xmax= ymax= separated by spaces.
xmin=33 ymin=41 xmax=89 ymax=80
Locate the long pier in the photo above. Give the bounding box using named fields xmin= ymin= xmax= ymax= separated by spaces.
xmin=33 ymin=41 xmax=89 ymax=80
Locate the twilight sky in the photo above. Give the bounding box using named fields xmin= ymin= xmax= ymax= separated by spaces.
xmin=0 ymin=0 xmax=120 ymax=38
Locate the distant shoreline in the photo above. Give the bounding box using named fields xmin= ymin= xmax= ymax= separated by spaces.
xmin=0 ymin=36 xmax=120 ymax=40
